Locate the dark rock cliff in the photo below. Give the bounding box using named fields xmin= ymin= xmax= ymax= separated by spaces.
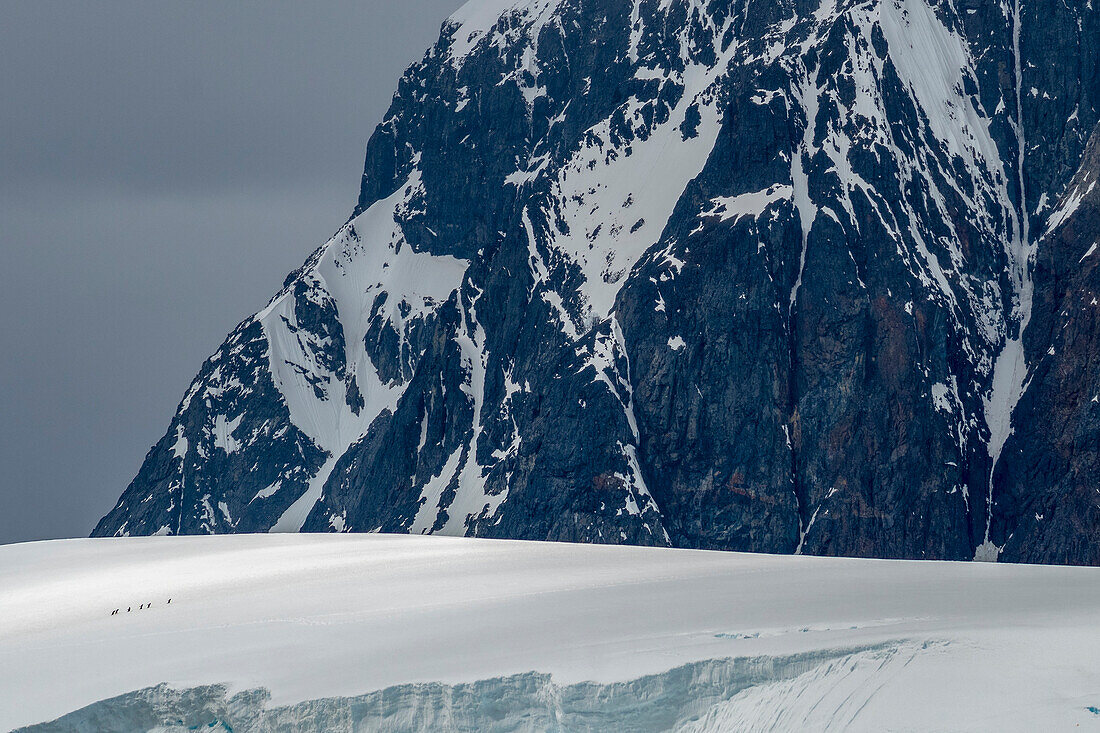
xmin=96 ymin=0 xmax=1100 ymax=564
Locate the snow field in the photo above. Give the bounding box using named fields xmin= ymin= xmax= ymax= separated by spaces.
xmin=2 ymin=534 xmax=1100 ymax=730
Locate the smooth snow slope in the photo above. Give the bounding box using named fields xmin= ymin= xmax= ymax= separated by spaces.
xmin=1 ymin=535 xmax=1099 ymax=730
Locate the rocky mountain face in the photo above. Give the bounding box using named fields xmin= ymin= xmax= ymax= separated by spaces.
xmin=992 ymin=125 xmax=1100 ymax=563
xmin=95 ymin=0 xmax=1100 ymax=564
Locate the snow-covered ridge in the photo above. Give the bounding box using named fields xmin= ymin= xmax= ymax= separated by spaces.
xmin=4 ymin=535 xmax=1100 ymax=731
xmin=444 ymin=0 xmax=562 ymax=60
xmin=258 ymin=167 xmax=468 ymax=531
xmin=260 ymin=169 xmax=467 ymax=456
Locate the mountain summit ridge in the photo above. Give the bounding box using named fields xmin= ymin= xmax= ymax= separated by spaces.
xmin=96 ymin=0 xmax=1100 ymax=564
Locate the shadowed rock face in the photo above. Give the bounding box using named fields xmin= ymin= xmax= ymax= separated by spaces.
xmin=96 ymin=0 xmax=1100 ymax=564
xmin=992 ymin=124 xmax=1100 ymax=564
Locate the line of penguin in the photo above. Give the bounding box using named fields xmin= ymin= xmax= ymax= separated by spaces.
xmin=110 ymin=599 xmax=171 ymax=616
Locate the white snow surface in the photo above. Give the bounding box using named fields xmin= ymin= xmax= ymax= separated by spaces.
xmin=2 ymin=534 xmax=1100 ymax=730
xmin=707 ymin=184 xmax=794 ymax=225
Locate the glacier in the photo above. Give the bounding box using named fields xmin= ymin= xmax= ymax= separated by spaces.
xmin=3 ymin=534 xmax=1100 ymax=730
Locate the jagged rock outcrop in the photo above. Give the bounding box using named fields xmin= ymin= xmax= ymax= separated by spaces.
xmin=95 ymin=0 xmax=1100 ymax=564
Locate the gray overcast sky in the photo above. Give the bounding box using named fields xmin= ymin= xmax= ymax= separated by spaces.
xmin=0 ymin=1 xmax=463 ymax=545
